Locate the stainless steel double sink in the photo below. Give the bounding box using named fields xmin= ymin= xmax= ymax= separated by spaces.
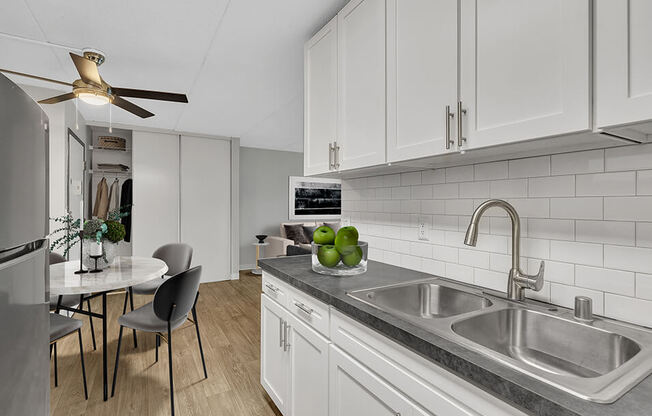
xmin=347 ymin=278 xmax=652 ymax=403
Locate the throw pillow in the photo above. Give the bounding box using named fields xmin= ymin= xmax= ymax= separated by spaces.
xmin=324 ymin=221 xmax=341 ymax=233
xmin=284 ymin=224 xmax=310 ymax=244
xmin=302 ymin=225 xmax=319 ymax=242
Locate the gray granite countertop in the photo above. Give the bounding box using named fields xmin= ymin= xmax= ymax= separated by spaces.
xmin=259 ymin=255 xmax=652 ymax=416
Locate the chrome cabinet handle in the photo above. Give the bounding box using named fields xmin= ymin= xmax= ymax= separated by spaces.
xmin=328 ymin=142 xmax=334 ymax=170
xmin=265 ymin=283 xmax=279 ymax=293
xmin=294 ymin=301 xmax=313 ymax=315
xmin=445 ymin=105 xmax=455 ymax=150
xmin=279 ymin=319 xmax=284 ymax=347
xmin=334 ymin=141 xmax=340 ymax=170
xmin=283 ymin=321 xmax=291 ymax=352
xmin=457 ymin=101 xmax=467 ymax=148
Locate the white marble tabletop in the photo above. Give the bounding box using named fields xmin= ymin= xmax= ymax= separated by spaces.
xmin=50 ymin=256 xmax=168 ymax=295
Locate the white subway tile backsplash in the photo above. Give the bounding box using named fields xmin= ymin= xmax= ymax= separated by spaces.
xmin=637 ymin=171 xmax=652 ymax=195
xmin=551 ymin=149 xmax=604 ymax=175
xmin=341 ymin=144 xmax=652 ymax=327
xmin=509 ymin=156 xmax=550 ymax=178
xmin=421 ymin=169 xmax=446 ymax=184
xmin=575 ymin=265 xmax=635 ymax=296
xmin=446 ymin=165 xmax=474 ymax=183
xmin=604 ymin=245 xmax=652 ymax=274
xmin=550 ymin=197 xmax=602 ymax=220
xmin=604 ymin=197 xmax=652 ymax=221
xmin=550 ymin=284 xmax=604 ymax=315
xmin=636 ymin=223 xmax=652 ymax=248
xmin=636 ymin=274 xmax=652 ymax=301
xmin=474 ymin=161 xmax=508 ymax=180
xmin=400 ymin=171 xmax=422 ymax=186
xmin=604 ymin=294 xmax=652 ymax=328
xmin=550 ymin=241 xmax=603 ymax=267
xmin=575 ymin=220 xmax=635 ymax=246
xmin=490 ymin=179 xmax=528 ymax=198
xmin=528 ymin=175 xmax=575 ymax=197
xmin=576 ymin=172 xmax=636 ymax=197
xmin=605 ymin=143 xmax=652 ymax=172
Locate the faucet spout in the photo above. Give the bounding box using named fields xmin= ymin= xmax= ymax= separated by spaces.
xmin=464 ymin=199 xmax=544 ymax=301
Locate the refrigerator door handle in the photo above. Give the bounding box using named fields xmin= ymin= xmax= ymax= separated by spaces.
xmin=0 ymin=239 xmax=47 ymax=270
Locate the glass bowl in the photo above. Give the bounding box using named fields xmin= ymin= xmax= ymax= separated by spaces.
xmin=311 ymin=241 xmax=368 ymax=276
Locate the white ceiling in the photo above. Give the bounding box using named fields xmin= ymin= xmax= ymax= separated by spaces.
xmin=0 ymin=0 xmax=347 ymax=152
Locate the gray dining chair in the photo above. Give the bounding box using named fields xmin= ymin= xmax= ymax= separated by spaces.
xmin=50 ymin=313 xmax=88 ymax=400
xmin=125 ymin=243 xmax=194 ymax=350
xmin=49 ymin=252 xmax=96 ymax=350
xmin=111 ymin=265 xmax=207 ymax=416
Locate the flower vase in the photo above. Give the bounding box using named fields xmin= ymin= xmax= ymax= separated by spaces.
xmin=82 ymin=240 xmax=117 ymax=270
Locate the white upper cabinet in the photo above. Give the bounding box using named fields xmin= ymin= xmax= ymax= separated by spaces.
xmin=304 ymin=17 xmax=338 ymax=176
xmin=337 ymin=0 xmax=386 ymax=171
xmin=386 ymin=0 xmax=458 ymax=162
xmin=595 ymin=0 xmax=652 ymax=128
xmin=459 ymin=0 xmax=590 ymax=150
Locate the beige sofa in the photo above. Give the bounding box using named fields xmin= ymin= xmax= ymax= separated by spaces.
xmin=266 ymin=221 xmax=343 ymax=258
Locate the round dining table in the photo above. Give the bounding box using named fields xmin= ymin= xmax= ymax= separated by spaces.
xmin=50 ymin=256 xmax=168 ymax=401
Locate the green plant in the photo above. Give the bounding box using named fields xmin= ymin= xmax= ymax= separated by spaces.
xmin=83 ymin=218 xmax=107 ymax=243
xmin=49 ymin=213 xmax=81 ymax=257
xmin=105 ymin=220 xmax=126 ymax=243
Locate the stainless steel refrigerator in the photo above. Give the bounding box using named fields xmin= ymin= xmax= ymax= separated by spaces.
xmin=0 ymin=73 xmax=50 ymax=415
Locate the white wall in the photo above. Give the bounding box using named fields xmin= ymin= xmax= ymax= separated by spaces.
xmin=342 ymin=143 xmax=652 ymax=328
xmin=19 ymin=85 xmax=88 ymax=251
xmin=239 ymin=147 xmax=303 ymax=268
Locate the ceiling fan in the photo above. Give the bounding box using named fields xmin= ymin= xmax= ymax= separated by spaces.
xmin=0 ymin=49 xmax=188 ymax=118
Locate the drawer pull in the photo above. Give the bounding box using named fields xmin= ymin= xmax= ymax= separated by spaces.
xmin=265 ymin=283 xmax=279 ymax=293
xmin=294 ymin=301 xmax=313 ymax=315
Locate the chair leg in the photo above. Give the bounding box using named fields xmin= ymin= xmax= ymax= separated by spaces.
xmin=53 ymin=342 xmax=58 ymax=387
xmin=77 ymin=329 xmax=88 ymax=400
xmin=86 ymin=299 xmax=97 ymax=351
xmin=129 ymin=287 xmax=138 ymax=348
xmin=155 ymin=334 xmax=160 ymax=363
xmin=111 ymin=326 xmax=124 ymax=397
xmin=192 ymin=304 xmax=208 ymax=379
xmin=167 ymin=322 xmax=175 ymax=416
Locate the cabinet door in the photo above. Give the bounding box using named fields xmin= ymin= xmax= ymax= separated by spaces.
xmin=459 ymin=0 xmax=590 ymax=150
xmin=595 ymin=0 xmax=652 ymax=128
xmin=132 ymin=131 xmax=179 ymax=257
xmin=337 ymin=0 xmax=386 ymax=171
xmin=330 ymin=345 xmax=413 ymax=416
xmin=286 ymin=313 xmax=329 ymax=416
xmin=386 ymin=0 xmax=458 ymax=162
xmin=261 ymin=294 xmax=289 ymax=413
xmin=305 ymin=17 xmax=338 ymax=176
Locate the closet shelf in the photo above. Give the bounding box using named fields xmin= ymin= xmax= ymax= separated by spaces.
xmin=89 ymin=169 xmax=132 ymax=176
xmin=89 ymin=145 xmax=132 ymax=152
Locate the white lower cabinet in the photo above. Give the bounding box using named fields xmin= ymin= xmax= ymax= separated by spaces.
xmin=261 ymin=293 xmax=329 ymax=416
xmin=330 ymin=345 xmax=423 ymax=416
xmin=261 ymin=274 xmax=526 ymax=416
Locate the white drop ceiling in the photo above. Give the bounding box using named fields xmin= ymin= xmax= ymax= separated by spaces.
xmin=0 ymin=0 xmax=347 ymax=152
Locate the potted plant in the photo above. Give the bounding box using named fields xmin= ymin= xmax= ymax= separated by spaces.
xmin=81 ymin=210 xmax=127 ymax=270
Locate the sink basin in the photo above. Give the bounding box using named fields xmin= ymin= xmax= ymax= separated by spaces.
xmin=348 ymin=281 xmax=492 ymax=319
xmin=452 ymin=308 xmax=641 ymax=378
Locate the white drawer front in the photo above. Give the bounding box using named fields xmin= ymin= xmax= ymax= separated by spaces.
xmin=262 ymin=272 xmax=288 ymax=306
xmin=286 ymin=286 xmax=330 ymax=338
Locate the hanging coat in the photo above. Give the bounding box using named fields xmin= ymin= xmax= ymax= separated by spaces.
xmin=108 ymin=178 xmax=120 ymax=215
xmin=93 ymin=177 xmax=109 ymax=220
xmin=120 ymin=179 xmax=133 ymax=242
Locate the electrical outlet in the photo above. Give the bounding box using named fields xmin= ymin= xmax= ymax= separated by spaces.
xmin=341 ymin=216 xmax=351 ymax=227
xmin=417 ymin=218 xmax=429 ymax=241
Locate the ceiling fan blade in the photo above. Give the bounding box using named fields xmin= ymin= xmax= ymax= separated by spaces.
xmin=112 ymin=96 xmax=154 ymax=118
xmin=0 ymin=68 xmax=72 ymax=87
xmin=69 ymin=53 xmax=102 ymax=86
xmin=111 ymin=87 xmax=188 ymax=103
xmin=38 ymin=92 xmax=76 ymax=104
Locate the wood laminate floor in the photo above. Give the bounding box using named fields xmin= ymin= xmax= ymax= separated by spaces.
xmin=50 ymin=271 xmax=282 ymax=416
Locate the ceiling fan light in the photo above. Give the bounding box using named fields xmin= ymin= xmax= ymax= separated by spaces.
xmin=78 ymin=91 xmax=110 ymax=106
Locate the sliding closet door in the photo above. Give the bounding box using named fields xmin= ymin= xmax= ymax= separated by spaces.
xmin=180 ymin=135 xmax=232 ymax=283
xmin=132 ymin=131 xmax=180 ymax=257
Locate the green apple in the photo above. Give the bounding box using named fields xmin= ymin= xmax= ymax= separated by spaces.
xmin=334 ymin=226 xmax=359 ymax=255
xmin=341 ymin=245 xmax=363 ymax=267
xmin=313 ymin=226 xmax=335 ymax=245
xmin=317 ymin=245 xmax=340 ymax=268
